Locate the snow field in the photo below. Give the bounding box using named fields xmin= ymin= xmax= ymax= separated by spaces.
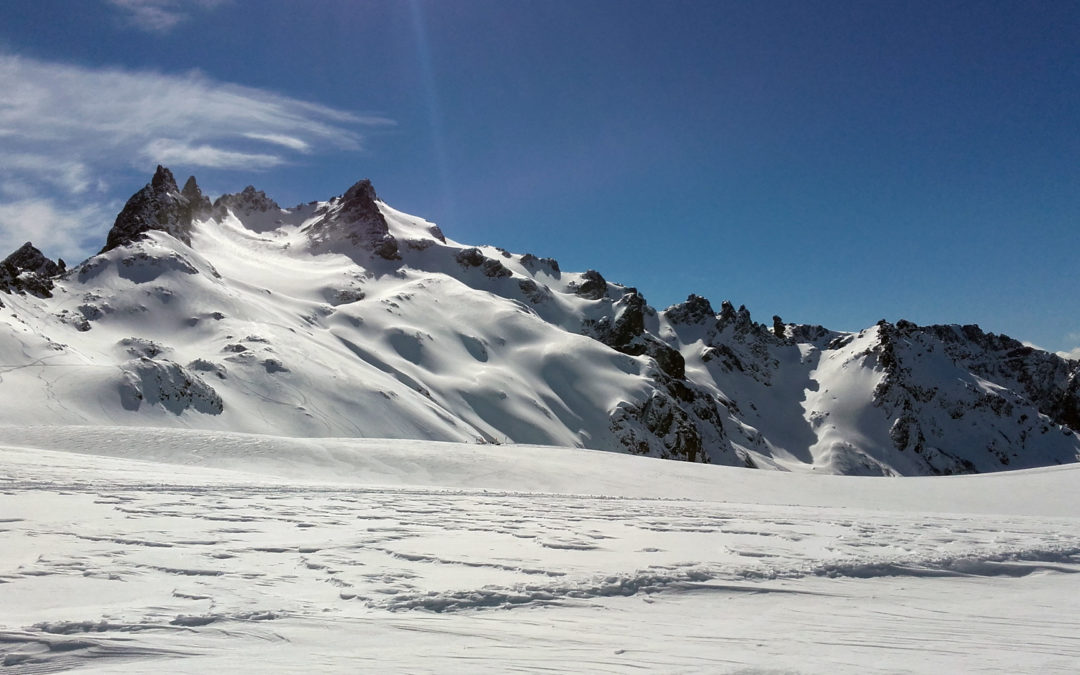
xmin=1 ymin=427 xmax=1079 ymax=672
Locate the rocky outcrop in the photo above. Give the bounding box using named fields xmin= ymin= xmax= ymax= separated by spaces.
xmin=0 ymin=242 xmax=66 ymax=298
xmin=609 ymin=376 xmax=733 ymax=465
xmin=456 ymin=248 xmax=513 ymax=278
xmin=584 ymin=291 xmax=685 ymax=379
xmin=574 ymin=269 xmax=608 ymax=300
xmin=213 ymin=185 xmax=278 ymax=218
xmin=520 ymin=253 xmax=560 ymax=276
xmin=304 ymin=178 xmax=401 ymax=260
xmin=101 ymin=166 xmax=210 ymax=253
xmin=182 ymin=176 xmax=212 ymax=214
xmin=870 ymin=319 xmax=1079 ymax=474
xmin=117 ymin=358 xmax=224 ymax=416
xmin=665 ymin=294 xmax=715 ymax=326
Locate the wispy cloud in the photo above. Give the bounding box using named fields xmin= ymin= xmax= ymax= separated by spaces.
xmin=0 ymin=52 xmax=393 ymax=262
xmin=0 ymin=199 xmax=116 ymax=262
xmin=105 ymin=0 xmax=227 ymax=33
xmin=243 ymin=133 xmax=313 ymax=153
xmin=145 ymin=139 xmax=284 ymax=170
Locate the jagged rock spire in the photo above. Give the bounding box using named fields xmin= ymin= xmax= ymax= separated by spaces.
xmin=182 ymin=175 xmax=212 ymax=214
xmin=100 ymin=165 xmax=209 ymax=253
xmin=303 ymin=178 xmax=401 ymax=260
xmin=213 ymin=185 xmax=280 ymax=220
xmin=665 ymin=294 xmax=715 ymax=325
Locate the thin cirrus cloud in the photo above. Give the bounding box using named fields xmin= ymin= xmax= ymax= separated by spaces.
xmin=105 ymin=0 xmax=227 ymax=33
xmin=0 ymin=52 xmax=392 ymax=261
xmin=0 ymin=200 xmax=117 ymax=263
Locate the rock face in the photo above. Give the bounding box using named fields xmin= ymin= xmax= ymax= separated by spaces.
xmin=101 ymin=166 xmax=210 ymax=253
xmin=868 ymin=320 xmax=1080 ymax=474
xmin=213 ymin=185 xmax=278 ymax=218
xmin=575 ymin=269 xmax=608 ymax=300
xmin=117 ymin=358 xmax=224 ymax=416
xmin=1 ymin=166 xmax=1077 ymax=476
xmin=584 ymin=290 xmax=685 ymax=380
xmin=456 ymin=248 xmax=513 ymax=278
xmin=0 ymin=242 xmax=66 ymax=298
xmin=303 ymin=178 xmax=401 ymax=260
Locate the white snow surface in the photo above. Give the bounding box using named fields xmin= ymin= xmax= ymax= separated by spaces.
xmin=2 ymin=426 xmax=1079 ymax=673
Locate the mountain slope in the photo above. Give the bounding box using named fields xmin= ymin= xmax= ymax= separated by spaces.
xmin=1 ymin=166 xmax=1077 ymax=475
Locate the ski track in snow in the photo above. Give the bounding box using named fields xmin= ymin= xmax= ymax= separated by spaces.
xmin=2 ymin=443 xmax=1080 ymax=673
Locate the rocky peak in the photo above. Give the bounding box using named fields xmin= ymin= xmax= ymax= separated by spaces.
xmin=303 ymin=178 xmax=400 ymax=260
xmin=339 ymin=178 xmax=385 ymax=226
xmin=735 ymin=304 xmax=752 ymax=328
xmin=665 ymin=294 xmax=715 ymax=325
xmin=343 ymin=178 xmax=378 ymax=205
xmin=520 ymin=253 xmax=560 ymax=276
xmin=151 ymin=165 xmax=178 ymax=192
xmin=0 ymin=241 xmax=65 ymax=298
xmin=101 ymin=165 xmax=201 ymax=253
xmin=181 ymin=176 xmax=212 ymax=215
xmin=719 ymin=300 xmax=737 ymax=323
xmin=772 ymin=315 xmax=786 ymax=339
xmin=213 ymin=185 xmax=280 ymax=217
xmin=4 ymin=242 xmax=64 ymax=277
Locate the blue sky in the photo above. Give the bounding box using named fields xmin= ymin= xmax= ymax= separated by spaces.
xmin=1 ymin=0 xmax=1078 ymax=355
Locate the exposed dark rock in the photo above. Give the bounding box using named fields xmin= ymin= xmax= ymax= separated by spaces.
xmin=520 ymin=253 xmax=561 ymax=276
xmin=341 ymin=179 xmax=380 ymax=219
xmin=772 ymin=315 xmax=786 ymax=339
xmin=371 ymin=235 xmax=401 ymax=260
xmin=574 ymin=269 xmax=607 ymax=300
xmin=518 ymin=278 xmax=552 ymax=303
xmin=735 ymin=304 xmax=752 ymax=329
xmin=608 ymin=376 xmax=729 ymax=464
xmin=868 ymin=318 xmax=1080 ymax=474
xmin=913 ymin=322 xmax=1080 ymax=431
xmin=213 ymin=185 xmax=278 ymax=218
xmin=4 ymin=242 xmax=63 ymax=277
xmin=719 ymin=300 xmax=737 ymax=323
xmin=0 ymin=242 xmax=65 ymax=297
xmin=303 ymin=178 xmax=400 ymax=260
xmin=482 ymin=259 xmax=512 ymax=278
xmin=117 ymin=357 xmax=223 ymax=415
xmin=665 ymin=294 xmax=715 ymax=325
xmin=181 ymin=176 xmax=212 ymax=214
xmin=790 ymin=324 xmax=836 ymax=345
xmin=455 ymin=248 xmax=512 ymax=278
xmin=702 ymin=344 xmax=744 ymax=372
xmin=102 ymin=166 xmax=207 ymax=253
xmin=609 ymin=292 xmax=647 ymax=346
xmin=646 ymin=340 xmax=686 ymax=380
xmin=583 ymin=291 xmax=686 ymax=380
xmin=456 ymin=247 xmax=485 ymax=268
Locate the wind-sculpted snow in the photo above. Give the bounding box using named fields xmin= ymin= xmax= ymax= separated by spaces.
xmin=0 ymin=167 xmax=1078 ymax=474
xmin=1 ymin=430 xmax=1079 ymax=672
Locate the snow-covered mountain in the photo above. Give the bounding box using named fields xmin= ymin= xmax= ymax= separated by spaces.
xmin=2 ymin=166 xmax=1077 ymax=475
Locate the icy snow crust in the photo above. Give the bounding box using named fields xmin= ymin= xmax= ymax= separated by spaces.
xmin=1 ymin=427 xmax=1078 ymax=672
xmin=2 ymin=179 xmax=1077 ymax=476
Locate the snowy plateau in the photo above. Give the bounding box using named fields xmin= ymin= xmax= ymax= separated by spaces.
xmin=0 ymin=167 xmax=1078 ymax=672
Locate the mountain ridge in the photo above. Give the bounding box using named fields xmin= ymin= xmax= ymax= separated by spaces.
xmin=1 ymin=167 xmax=1077 ymax=476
